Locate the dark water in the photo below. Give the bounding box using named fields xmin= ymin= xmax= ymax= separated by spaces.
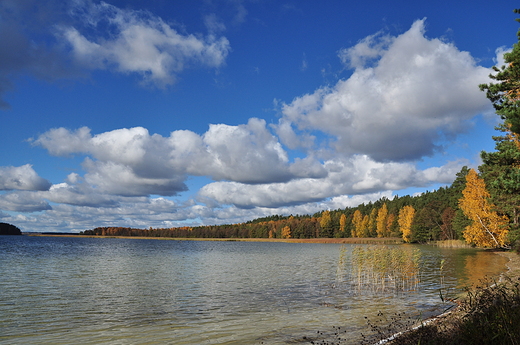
xmin=0 ymin=236 xmax=508 ymax=344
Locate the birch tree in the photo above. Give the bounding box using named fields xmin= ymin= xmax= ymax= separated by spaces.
xmin=398 ymin=205 xmax=415 ymax=243
xmin=459 ymin=169 xmax=509 ymax=248
xmin=376 ymin=203 xmax=388 ymax=237
xmin=339 ymin=214 xmax=347 ymax=235
xmin=352 ymin=210 xmax=363 ymax=237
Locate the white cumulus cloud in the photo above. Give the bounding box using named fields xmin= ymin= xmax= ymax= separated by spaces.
xmin=58 ymin=0 xmax=231 ymax=88
xmin=278 ymin=19 xmax=492 ymax=162
xmin=9 ymin=17 xmax=500 ymax=232
xmin=197 ymin=156 xmax=468 ymax=208
xmin=0 ymin=191 xmax=52 ymax=212
xmin=0 ymin=165 xmax=51 ymax=191
xmin=33 ymin=119 xmax=325 ymax=197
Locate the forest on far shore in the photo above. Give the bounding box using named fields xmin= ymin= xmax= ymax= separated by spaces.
xmin=80 ymin=162 xmax=516 ymax=250
xmin=80 ymin=180 xmax=462 ymax=242
xmin=0 ymin=223 xmax=22 ymax=235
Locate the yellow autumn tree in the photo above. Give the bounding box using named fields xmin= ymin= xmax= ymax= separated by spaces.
xmin=339 ymin=214 xmax=347 ymax=234
xmin=368 ymin=208 xmax=378 ymax=236
xmin=459 ymin=169 xmax=509 ymax=248
xmin=281 ymin=225 xmax=292 ymax=239
xmin=376 ymin=203 xmax=388 ymax=238
xmin=360 ymin=215 xmax=370 ymax=237
xmin=319 ymin=210 xmax=332 ymax=237
xmin=386 ymin=213 xmax=396 ymax=237
xmin=351 ymin=210 xmax=363 ymax=237
xmin=320 ymin=210 xmax=331 ymax=228
xmin=398 ymin=205 xmax=415 ymax=243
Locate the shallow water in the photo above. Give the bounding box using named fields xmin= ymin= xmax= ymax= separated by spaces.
xmin=0 ymin=236 xmax=508 ymax=344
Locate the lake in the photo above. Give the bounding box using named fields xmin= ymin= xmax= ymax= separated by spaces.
xmin=0 ymin=236 xmax=508 ymax=344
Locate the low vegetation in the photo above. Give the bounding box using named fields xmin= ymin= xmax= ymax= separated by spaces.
xmin=350 ymin=245 xmax=421 ymax=293
xmin=379 ymin=276 xmax=520 ymax=345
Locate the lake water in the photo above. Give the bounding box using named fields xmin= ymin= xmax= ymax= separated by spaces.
xmin=0 ymin=236 xmax=508 ymax=344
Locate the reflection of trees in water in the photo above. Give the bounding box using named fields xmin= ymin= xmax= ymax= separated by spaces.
xmin=463 ymin=252 xmax=508 ymax=288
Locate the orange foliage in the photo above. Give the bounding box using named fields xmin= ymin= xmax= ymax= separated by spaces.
xmin=351 ymin=210 xmax=363 ymax=237
xmin=376 ymin=203 xmax=388 ymax=238
xmin=398 ymin=205 xmax=415 ymax=243
xmin=339 ymin=214 xmax=347 ymax=233
xmin=459 ymin=169 xmax=509 ymax=248
xmin=281 ymin=226 xmax=292 ymax=239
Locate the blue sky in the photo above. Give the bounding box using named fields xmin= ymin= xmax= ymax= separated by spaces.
xmin=0 ymin=0 xmax=517 ymax=232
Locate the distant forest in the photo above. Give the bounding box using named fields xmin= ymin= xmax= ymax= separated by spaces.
xmin=80 ymin=166 xmax=474 ymax=243
xmin=0 ymin=223 xmax=22 ymax=235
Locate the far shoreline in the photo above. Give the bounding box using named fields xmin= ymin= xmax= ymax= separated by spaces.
xmin=25 ymin=233 xmax=405 ymax=244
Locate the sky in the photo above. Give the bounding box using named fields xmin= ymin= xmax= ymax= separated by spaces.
xmin=0 ymin=0 xmax=518 ymax=233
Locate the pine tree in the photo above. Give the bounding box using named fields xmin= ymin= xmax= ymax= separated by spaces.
xmin=479 ymin=11 xmax=520 ymax=248
xmin=480 ymin=124 xmax=520 ymax=235
xmin=479 ymin=9 xmax=520 ymax=136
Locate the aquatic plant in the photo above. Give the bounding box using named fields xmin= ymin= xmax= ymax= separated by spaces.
xmin=335 ymin=245 xmax=348 ymax=285
xmin=350 ymin=245 xmax=421 ymax=293
xmin=435 ymin=239 xmax=472 ymax=248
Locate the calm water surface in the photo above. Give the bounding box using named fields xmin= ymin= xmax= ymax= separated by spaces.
xmin=0 ymin=236 xmax=508 ymax=344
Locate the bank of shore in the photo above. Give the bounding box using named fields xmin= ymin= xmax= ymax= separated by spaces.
xmin=378 ymin=249 xmax=520 ymax=345
xmin=497 ymin=250 xmax=520 ymax=278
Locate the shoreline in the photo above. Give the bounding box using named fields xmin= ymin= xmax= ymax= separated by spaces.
xmin=496 ymin=250 xmax=520 ymax=279
xmin=25 ymin=233 xmax=404 ymax=244
xmin=378 ymin=249 xmax=520 ymax=345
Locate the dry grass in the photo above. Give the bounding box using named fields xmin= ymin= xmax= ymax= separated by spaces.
xmin=350 ymin=245 xmax=421 ymax=293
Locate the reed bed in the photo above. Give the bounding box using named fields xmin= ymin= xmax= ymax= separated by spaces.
xmin=350 ymin=245 xmax=421 ymax=293
xmin=434 ymin=240 xmax=472 ymax=248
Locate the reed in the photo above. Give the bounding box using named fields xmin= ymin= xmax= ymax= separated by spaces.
xmin=434 ymin=240 xmax=472 ymax=248
xmin=335 ymin=245 xmax=348 ymax=285
xmin=350 ymin=245 xmax=421 ymax=293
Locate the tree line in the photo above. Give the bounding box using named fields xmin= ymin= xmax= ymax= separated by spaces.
xmin=79 ymin=167 xmax=491 ymax=244
xmin=0 ymin=222 xmax=22 ymax=235
xmin=79 ymin=165 xmax=514 ymax=249
xmin=82 ymin=12 xmax=520 ymax=250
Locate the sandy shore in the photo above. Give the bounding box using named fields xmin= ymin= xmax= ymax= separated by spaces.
xmin=496 ymin=250 xmax=520 ymax=279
